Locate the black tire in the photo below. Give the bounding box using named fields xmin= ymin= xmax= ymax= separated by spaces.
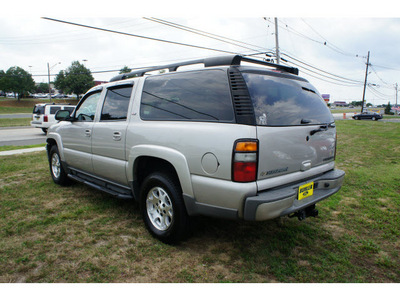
xmin=140 ymin=172 xmax=190 ymax=244
xmin=49 ymin=145 xmax=71 ymax=186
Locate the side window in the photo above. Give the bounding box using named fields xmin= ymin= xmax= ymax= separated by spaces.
xmin=101 ymin=85 xmax=133 ymax=121
xmin=140 ymin=70 xmax=235 ymax=122
xmin=49 ymin=106 xmax=61 ymax=114
xmin=75 ymin=91 xmax=102 ymax=122
xmin=64 ymin=106 xmax=75 ymax=114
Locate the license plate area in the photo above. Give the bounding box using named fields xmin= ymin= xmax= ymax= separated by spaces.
xmin=298 ymin=182 xmax=314 ymax=200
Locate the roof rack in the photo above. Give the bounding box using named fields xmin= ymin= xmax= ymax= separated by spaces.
xmin=110 ymin=55 xmax=299 ymax=82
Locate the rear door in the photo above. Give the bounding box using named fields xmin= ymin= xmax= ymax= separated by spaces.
xmin=242 ymin=72 xmax=336 ymax=182
xmin=91 ymin=83 xmax=134 ymax=185
xmin=32 ymin=105 xmax=45 ymax=125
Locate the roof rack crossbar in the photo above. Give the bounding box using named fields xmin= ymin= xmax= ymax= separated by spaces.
xmin=110 ymin=55 xmax=298 ymax=82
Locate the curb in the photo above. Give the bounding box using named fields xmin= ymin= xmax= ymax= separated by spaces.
xmin=0 ymin=147 xmax=46 ymax=156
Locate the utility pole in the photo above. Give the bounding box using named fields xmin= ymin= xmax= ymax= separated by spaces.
xmin=361 ymin=51 xmax=370 ymax=113
xmin=47 ymin=62 xmax=60 ymax=100
xmin=47 ymin=63 xmax=51 ymax=100
xmin=396 ymin=83 xmax=398 ymax=107
xmin=274 ymin=18 xmax=280 ymax=64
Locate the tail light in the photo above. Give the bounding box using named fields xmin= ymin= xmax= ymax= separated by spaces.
xmin=44 ymin=115 xmax=48 ymax=122
xmin=232 ymin=139 xmax=258 ymax=182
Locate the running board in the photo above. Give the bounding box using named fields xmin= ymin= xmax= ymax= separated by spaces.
xmin=68 ymin=173 xmax=133 ymax=200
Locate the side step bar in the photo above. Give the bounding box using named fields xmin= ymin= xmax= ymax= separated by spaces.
xmin=68 ymin=173 xmax=133 ymax=200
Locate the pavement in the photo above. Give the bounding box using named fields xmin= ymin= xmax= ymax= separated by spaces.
xmin=0 ymin=146 xmax=46 ymax=156
xmin=0 ymin=126 xmax=47 ymax=146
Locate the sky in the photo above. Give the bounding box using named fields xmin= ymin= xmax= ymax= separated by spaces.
xmin=1 ymin=0 xmax=400 ymax=106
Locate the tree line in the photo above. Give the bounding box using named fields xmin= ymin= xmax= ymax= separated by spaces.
xmin=0 ymin=61 xmax=127 ymax=101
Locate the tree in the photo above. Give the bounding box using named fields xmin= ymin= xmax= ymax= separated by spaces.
xmin=119 ymin=66 xmax=132 ymax=74
xmin=0 ymin=67 xmax=35 ymax=100
xmin=54 ymin=61 xmax=94 ymax=100
xmin=35 ymin=82 xmax=49 ymax=94
xmin=385 ymin=102 xmax=392 ymax=115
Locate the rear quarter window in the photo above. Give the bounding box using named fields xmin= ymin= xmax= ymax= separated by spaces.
xmin=242 ymin=73 xmax=333 ymax=126
xmin=140 ymin=70 xmax=235 ymax=122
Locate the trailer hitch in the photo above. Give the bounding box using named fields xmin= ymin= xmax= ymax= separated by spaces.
xmin=289 ymin=204 xmax=319 ymax=221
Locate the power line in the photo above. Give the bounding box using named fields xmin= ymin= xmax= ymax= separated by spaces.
xmin=143 ymin=17 xmax=267 ymax=53
xmin=281 ymin=51 xmax=364 ymax=85
xmin=41 ymin=17 xmax=244 ymax=56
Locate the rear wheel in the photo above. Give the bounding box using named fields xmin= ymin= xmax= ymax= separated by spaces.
xmin=49 ymin=145 xmax=71 ymax=186
xmin=140 ymin=172 xmax=190 ymax=244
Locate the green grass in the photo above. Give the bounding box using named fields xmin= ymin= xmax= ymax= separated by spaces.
xmin=0 ymin=107 xmax=33 ymax=114
xmin=0 ymin=144 xmax=46 ymax=152
xmin=0 ymin=118 xmax=31 ymax=127
xmin=0 ymin=120 xmax=399 ymax=283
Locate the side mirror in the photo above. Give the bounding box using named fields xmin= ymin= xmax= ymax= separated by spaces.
xmin=55 ymin=110 xmax=72 ymax=121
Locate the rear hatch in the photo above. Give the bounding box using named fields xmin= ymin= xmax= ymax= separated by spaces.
xmin=241 ymin=71 xmax=336 ymax=182
xmin=32 ymin=104 xmax=45 ymax=124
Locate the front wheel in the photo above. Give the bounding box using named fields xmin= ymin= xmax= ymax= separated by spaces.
xmin=140 ymin=172 xmax=190 ymax=244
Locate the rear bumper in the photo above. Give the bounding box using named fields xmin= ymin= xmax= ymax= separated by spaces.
xmin=243 ymin=169 xmax=345 ymax=221
xmin=31 ymin=121 xmax=50 ymax=129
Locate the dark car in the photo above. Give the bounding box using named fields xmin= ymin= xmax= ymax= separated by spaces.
xmin=352 ymin=112 xmax=383 ymax=121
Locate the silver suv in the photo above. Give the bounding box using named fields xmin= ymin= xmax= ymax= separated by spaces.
xmin=47 ymin=55 xmax=345 ymax=244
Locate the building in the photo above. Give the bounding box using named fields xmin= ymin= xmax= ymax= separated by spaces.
xmin=333 ymin=101 xmax=347 ymax=107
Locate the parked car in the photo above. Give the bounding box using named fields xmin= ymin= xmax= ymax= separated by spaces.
xmin=31 ymin=103 xmax=75 ymax=133
xmin=352 ymin=112 xmax=383 ymax=121
xmin=47 ymin=55 xmax=345 ymax=243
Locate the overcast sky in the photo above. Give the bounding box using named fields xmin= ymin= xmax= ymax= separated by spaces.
xmin=2 ymin=1 xmax=400 ymax=105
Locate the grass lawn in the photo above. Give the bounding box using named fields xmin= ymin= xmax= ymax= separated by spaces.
xmin=0 ymin=120 xmax=399 ymax=283
xmin=0 ymin=118 xmax=31 ymax=127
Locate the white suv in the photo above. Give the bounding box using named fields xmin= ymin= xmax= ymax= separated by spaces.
xmin=31 ymin=103 xmax=75 ymax=133
xmin=47 ymin=55 xmax=345 ymax=244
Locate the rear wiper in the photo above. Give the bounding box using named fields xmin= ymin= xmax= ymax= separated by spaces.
xmin=302 ymin=87 xmax=316 ymax=94
xmin=310 ymin=123 xmax=335 ymax=135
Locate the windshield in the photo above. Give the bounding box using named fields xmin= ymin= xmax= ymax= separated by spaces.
xmin=242 ymin=72 xmax=333 ymax=126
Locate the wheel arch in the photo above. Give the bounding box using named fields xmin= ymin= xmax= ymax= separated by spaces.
xmin=46 ymin=136 xmax=63 ymax=161
xmin=127 ymin=145 xmax=194 ymax=199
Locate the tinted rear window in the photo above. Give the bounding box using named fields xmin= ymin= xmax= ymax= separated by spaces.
xmin=242 ymin=73 xmax=333 ymax=126
xmin=140 ymin=70 xmax=234 ymax=122
xmin=33 ymin=105 xmax=45 ymax=114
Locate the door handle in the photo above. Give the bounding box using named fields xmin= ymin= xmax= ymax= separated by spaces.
xmin=113 ymin=131 xmax=122 ymax=141
xmin=85 ymin=129 xmax=91 ymax=137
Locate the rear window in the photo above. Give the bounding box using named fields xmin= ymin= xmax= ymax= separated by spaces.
xmin=140 ymin=70 xmax=234 ymax=122
xmin=242 ymin=73 xmax=333 ymax=126
xmin=33 ymin=105 xmax=45 ymax=114
xmin=49 ymin=106 xmax=61 ymax=114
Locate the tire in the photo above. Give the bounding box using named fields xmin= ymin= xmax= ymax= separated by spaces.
xmin=49 ymin=145 xmax=71 ymax=186
xmin=140 ymin=172 xmax=190 ymax=244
